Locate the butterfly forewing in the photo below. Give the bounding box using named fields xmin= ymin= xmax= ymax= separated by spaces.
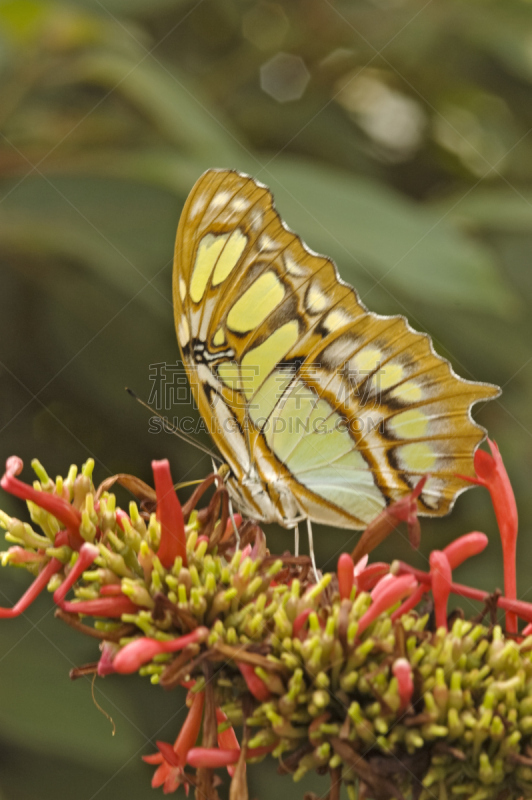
xmin=173 ymin=169 xmax=499 ymax=529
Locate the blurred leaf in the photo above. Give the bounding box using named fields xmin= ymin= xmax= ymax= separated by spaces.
xmin=464 ymin=3 xmax=532 ymax=84
xmin=70 ymin=0 xmax=188 ymax=15
xmin=74 ymin=51 xmax=243 ymax=161
xmin=262 ymin=158 xmax=517 ymax=315
xmin=431 ymin=187 xmax=532 ymax=230
xmin=0 ymin=0 xmax=51 ymax=42
xmin=0 ymin=175 xmax=179 ymax=317
xmin=38 ymin=151 xmax=518 ymax=315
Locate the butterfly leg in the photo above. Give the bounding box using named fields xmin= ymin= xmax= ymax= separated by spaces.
xmin=227 ymin=497 xmax=241 ymax=547
xmin=306 ymin=518 xmax=319 ymax=582
xmin=294 ymin=524 xmax=300 ymax=557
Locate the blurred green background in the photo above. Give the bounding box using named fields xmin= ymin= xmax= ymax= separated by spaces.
xmin=0 ymin=0 xmax=531 ymax=797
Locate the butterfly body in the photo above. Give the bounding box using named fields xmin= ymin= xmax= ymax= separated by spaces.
xmin=173 ymin=169 xmax=499 ymax=531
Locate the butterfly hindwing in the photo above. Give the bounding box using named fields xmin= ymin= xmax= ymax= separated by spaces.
xmin=173 ymin=169 xmax=499 ymax=528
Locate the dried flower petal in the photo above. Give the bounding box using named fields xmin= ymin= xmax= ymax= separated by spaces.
xmin=351 ymin=476 xmax=427 ymax=562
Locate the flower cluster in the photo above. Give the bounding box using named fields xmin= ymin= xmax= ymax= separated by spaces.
xmin=0 ymin=442 xmax=529 ymax=800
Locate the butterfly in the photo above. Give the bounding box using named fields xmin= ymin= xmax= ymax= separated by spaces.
xmin=172 ymin=168 xmax=499 ymax=541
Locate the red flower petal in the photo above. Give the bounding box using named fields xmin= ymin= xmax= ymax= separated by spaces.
xmin=113 ymin=628 xmax=209 ymax=674
xmin=357 ymin=574 xmax=417 ymax=636
xmin=152 ymin=460 xmax=187 ymax=569
xmin=443 ymin=532 xmax=488 ymax=570
xmin=173 ymin=691 xmax=205 ymax=766
xmin=337 ymin=553 xmax=355 ymax=600
xmin=53 ymin=543 xmax=99 ymax=605
xmin=60 ymin=595 xmax=137 ymax=617
xmin=459 ymin=440 xmax=518 ymax=633
xmin=429 ymin=551 xmax=452 ymax=631
xmin=1 ymin=457 xmax=81 ymax=534
xmin=216 ymin=707 xmax=240 ymax=777
xmin=392 ymin=657 xmax=414 ymax=712
xmin=237 ymin=661 xmax=271 ymax=701
xmin=0 ymin=557 xmax=63 ymax=618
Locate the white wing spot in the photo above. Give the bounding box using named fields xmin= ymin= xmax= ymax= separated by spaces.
xmin=284 ymin=253 xmax=306 ymax=277
xmin=178 ymin=317 xmax=190 ymax=347
xmin=323 ymin=309 xmax=351 ymax=333
xmin=259 ymin=234 xmax=278 ymax=252
xmin=305 ymin=282 xmax=328 ymax=314
xmin=249 ymin=209 xmax=264 ymax=231
xmin=230 ymin=197 xmax=250 ymax=213
xmin=210 ymin=191 xmax=232 ymax=209
xmin=190 ymin=194 xmax=207 ymax=219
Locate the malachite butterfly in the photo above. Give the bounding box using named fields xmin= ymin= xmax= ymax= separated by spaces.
xmin=172 ymin=169 xmax=499 ymax=533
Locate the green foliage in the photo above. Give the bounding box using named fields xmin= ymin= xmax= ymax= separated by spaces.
xmin=0 ymin=1 xmax=531 ymax=797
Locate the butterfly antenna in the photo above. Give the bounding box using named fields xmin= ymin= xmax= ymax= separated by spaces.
xmin=125 ymin=388 xmax=224 ymax=465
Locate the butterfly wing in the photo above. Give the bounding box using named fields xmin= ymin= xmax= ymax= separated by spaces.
xmin=173 ymin=169 xmax=499 ymax=528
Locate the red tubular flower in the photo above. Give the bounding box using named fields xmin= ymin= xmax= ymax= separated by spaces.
xmin=0 ymin=557 xmax=63 ymax=618
xmin=392 ymin=657 xmax=414 ymax=712
xmin=1 ymin=457 xmax=82 ymax=548
xmin=370 ymin=573 xmax=395 ymax=601
xmin=391 ymin=583 xmax=427 ymax=622
xmin=216 ymin=707 xmax=240 ymax=777
xmin=394 ymin=561 xmax=532 ymax=625
xmin=144 ymin=744 xmax=192 ymax=795
xmin=152 ymin=459 xmax=187 ymax=569
xmin=357 ymin=574 xmax=417 ymax=636
xmin=458 ymin=440 xmax=518 ymax=633
xmin=115 ymin=509 xmax=130 ymax=531
xmin=221 ymin=513 xmax=243 ymax=543
xmin=53 ymin=543 xmax=99 ymax=605
xmin=337 ymin=553 xmax=355 ymax=600
xmin=99 ymin=584 xmax=123 ymax=596
xmin=143 ymin=691 xmax=204 ymax=793
xmin=429 ymin=551 xmax=452 ymax=631
xmin=187 ymin=748 xmax=240 ymax=769
xmin=443 ymin=532 xmax=488 ymax=570
xmin=237 ymin=661 xmax=271 ymax=701
xmin=60 ymin=595 xmax=137 ymax=617
xmin=174 ymin=691 xmax=205 ymax=766
xmin=156 ymin=741 xmax=181 ymax=768
xmin=355 ymin=562 xmax=389 ymax=592
xmin=113 ymin=627 xmax=209 ymax=674
xmin=292 ymin=608 xmax=311 ymax=639
xmin=186 ymin=744 xmax=276 ymax=768
xmin=3 ymin=547 xmax=47 ymax=565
